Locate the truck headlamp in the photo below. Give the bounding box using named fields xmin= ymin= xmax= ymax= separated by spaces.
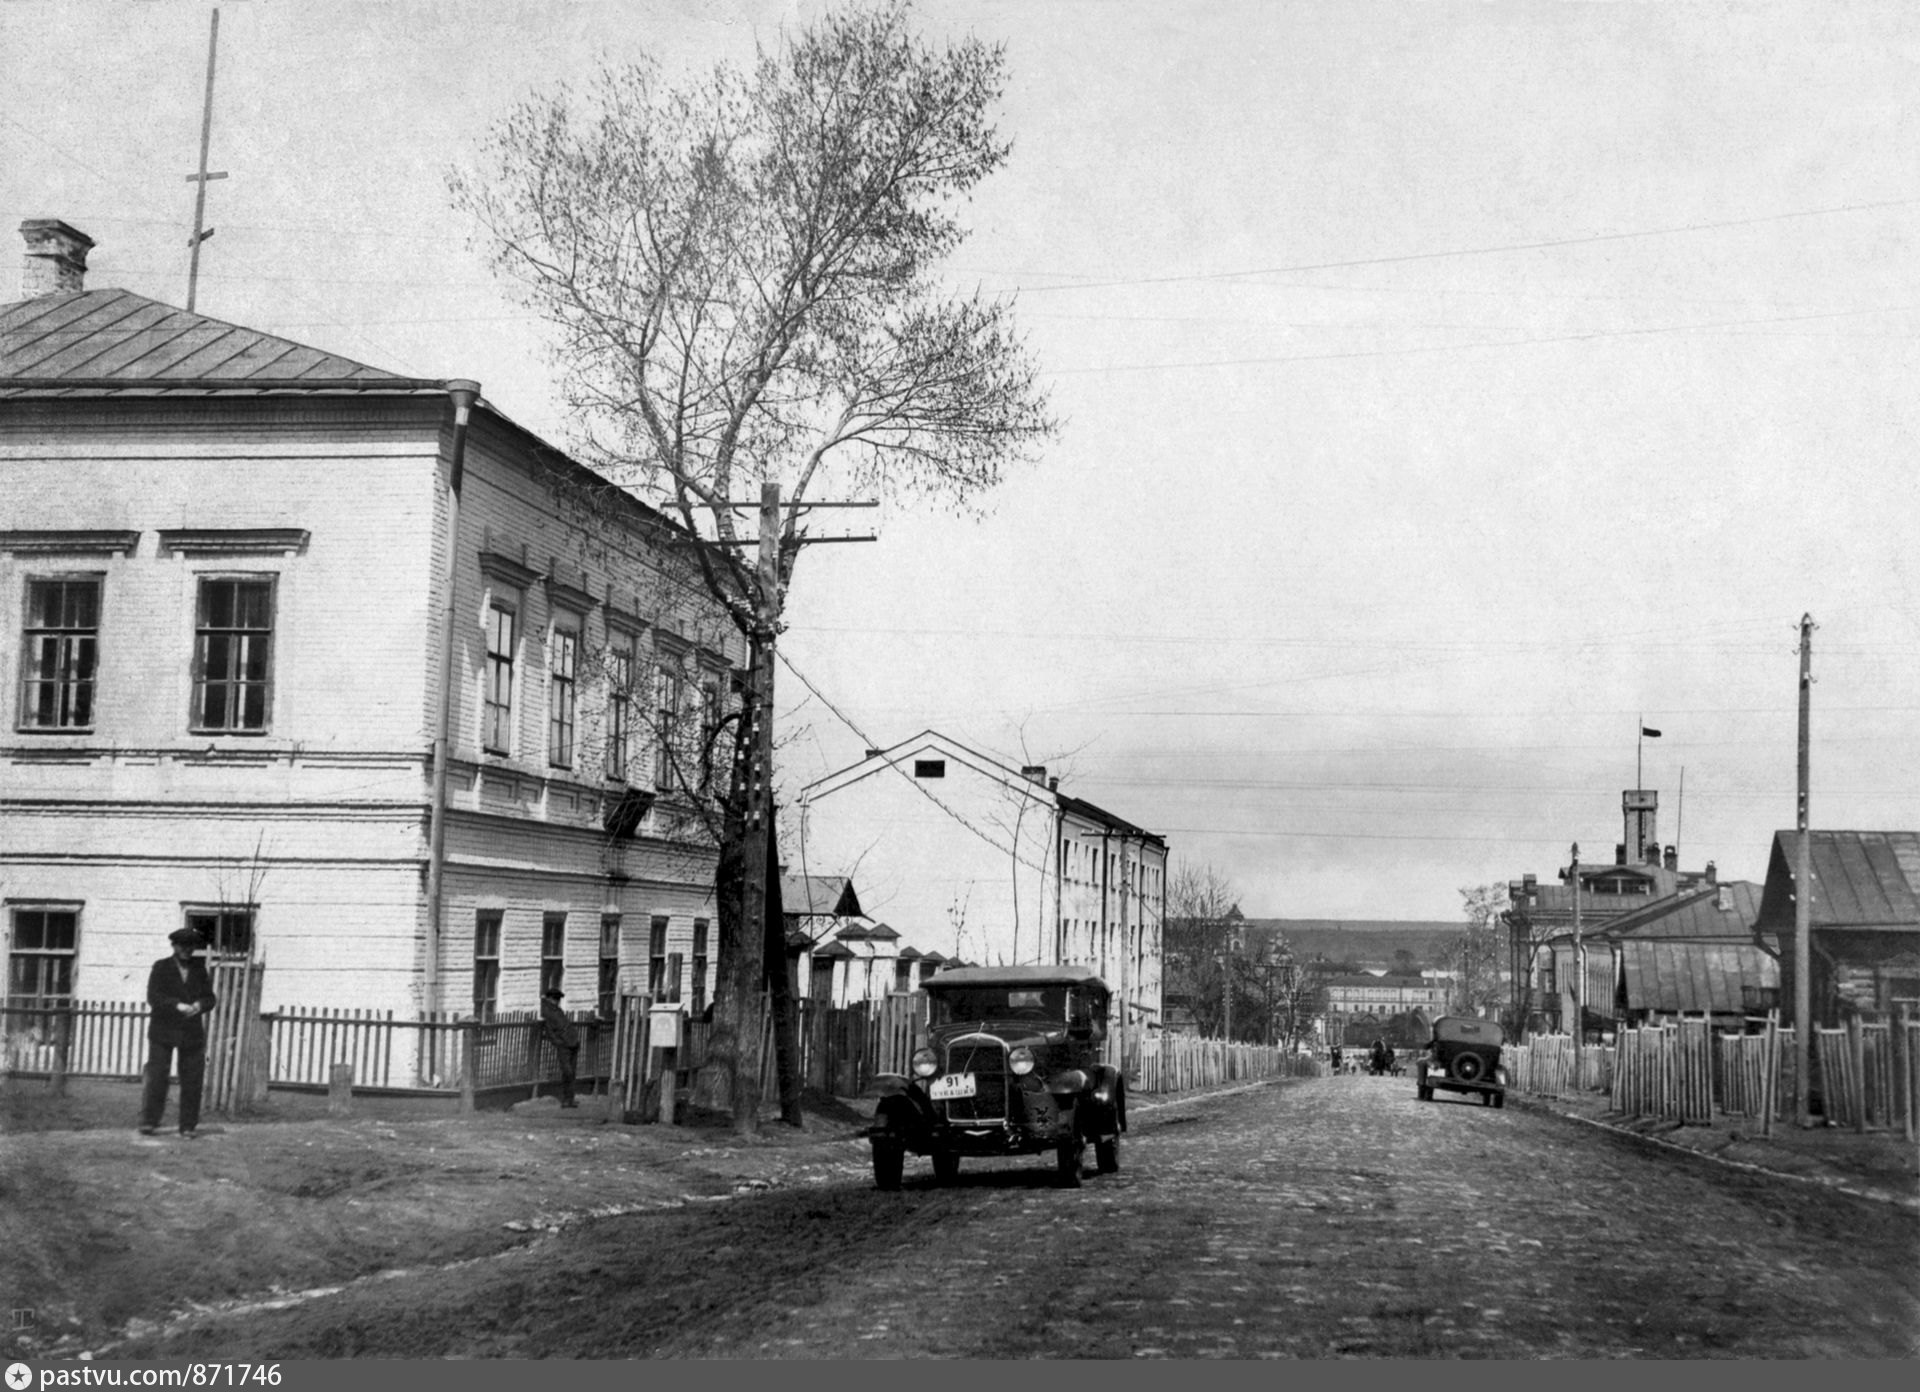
xmin=911 ymin=1047 xmax=938 ymax=1078
xmin=1008 ymin=1046 xmax=1036 ymax=1076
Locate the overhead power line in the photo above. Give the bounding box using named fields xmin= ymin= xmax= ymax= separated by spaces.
xmin=1006 ymin=197 xmax=1918 ymax=296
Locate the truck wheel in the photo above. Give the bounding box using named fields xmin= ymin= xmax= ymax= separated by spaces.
xmin=871 ymin=1138 xmax=904 ymax=1191
xmin=1056 ymin=1140 xmax=1083 ymax=1188
xmin=931 ymin=1149 xmax=960 ymax=1183
xmin=1417 ymin=1085 xmax=1432 ymax=1101
xmin=1453 ymin=1053 xmax=1486 ymax=1083
xmin=1493 ymin=1091 xmax=1506 ymax=1110
xmin=1095 ymin=1133 xmax=1120 ymax=1174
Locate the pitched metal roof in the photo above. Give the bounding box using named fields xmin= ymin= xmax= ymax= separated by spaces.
xmin=0 ymin=288 xmax=430 ymax=396
xmin=1618 ymin=940 xmax=1778 ymax=1015
xmin=1598 ymin=882 xmax=1764 ymax=941
xmin=778 ymin=874 xmax=862 ymax=919
xmin=1756 ymin=830 xmax=1920 ymax=933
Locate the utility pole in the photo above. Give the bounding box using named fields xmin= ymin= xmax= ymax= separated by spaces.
xmin=184 ymin=8 xmax=227 ymax=312
xmin=704 ymin=485 xmax=873 ymax=1129
xmin=1795 ymin=613 xmax=1815 ymax=1128
xmin=1569 ymin=842 xmax=1582 ymax=1079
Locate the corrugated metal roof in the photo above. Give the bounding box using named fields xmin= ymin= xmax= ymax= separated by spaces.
xmin=0 ymin=288 xmax=417 ymax=394
xmin=1619 ymin=940 xmax=1778 ymax=1014
xmin=1756 ymin=830 xmax=1920 ymax=933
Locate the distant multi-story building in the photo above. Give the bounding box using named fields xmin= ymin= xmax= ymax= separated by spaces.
xmin=1321 ymin=972 xmax=1451 ymax=1045
xmin=797 ymin=730 xmax=1167 ymax=1029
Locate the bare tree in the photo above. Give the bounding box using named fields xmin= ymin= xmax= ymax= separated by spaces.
xmin=1163 ymin=861 xmax=1240 ymax=1038
xmin=1455 ymin=883 xmax=1509 ymax=1019
xmin=452 ymin=3 xmax=1057 ymax=1131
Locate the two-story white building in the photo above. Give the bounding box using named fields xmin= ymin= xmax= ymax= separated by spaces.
xmin=0 ymin=220 xmax=744 ymax=1059
xmin=796 ymin=731 xmax=1166 ymax=1027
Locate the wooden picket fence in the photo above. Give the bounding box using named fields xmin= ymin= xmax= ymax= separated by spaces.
xmin=1122 ymin=1028 xmax=1315 ymax=1094
xmin=1576 ymin=1010 xmax=1919 ymax=1139
xmin=1505 ymin=1034 xmax=1609 ymax=1098
xmin=8 ymin=983 xmax=1334 ymax=1120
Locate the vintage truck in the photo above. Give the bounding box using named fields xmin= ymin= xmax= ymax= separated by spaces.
xmin=866 ymin=964 xmax=1127 ymax=1189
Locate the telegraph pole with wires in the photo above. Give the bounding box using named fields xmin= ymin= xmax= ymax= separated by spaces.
xmin=707 ymin=483 xmax=873 ymax=1128
xmin=1794 ymin=613 xmax=1816 ymax=1128
xmin=184 ymin=8 xmax=227 ymax=312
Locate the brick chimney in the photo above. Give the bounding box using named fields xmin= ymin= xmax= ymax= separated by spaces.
xmin=20 ymin=219 xmax=93 ymax=296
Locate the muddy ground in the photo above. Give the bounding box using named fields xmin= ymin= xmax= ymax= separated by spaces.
xmin=0 ymin=1078 xmax=876 ymax=1358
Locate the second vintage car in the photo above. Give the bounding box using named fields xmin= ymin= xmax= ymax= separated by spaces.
xmin=867 ymin=964 xmax=1127 ymax=1189
xmin=1415 ymin=1014 xmax=1510 ymax=1107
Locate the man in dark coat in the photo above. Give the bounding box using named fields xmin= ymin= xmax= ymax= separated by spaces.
xmin=540 ymin=987 xmax=580 ymax=1108
xmin=141 ymin=927 xmax=218 ymax=1137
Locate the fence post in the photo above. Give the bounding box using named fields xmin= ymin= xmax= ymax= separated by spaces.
xmin=50 ymin=1004 xmax=72 ymax=1098
xmin=329 ymin=1063 xmax=353 ymax=1116
xmin=459 ymin=1023 xmax=476 ymax=1113
xmin=1847 ymin=1014 xmax=1867 ymax=1134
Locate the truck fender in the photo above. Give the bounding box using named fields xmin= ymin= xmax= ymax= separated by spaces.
xmin=873 ymin=1089 xmax=935 ymax=1144
xmin=1084 ymin=1065 xmax=1126 ymax=1136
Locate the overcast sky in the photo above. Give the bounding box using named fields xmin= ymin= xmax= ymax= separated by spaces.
xmin=5 ymin=0 xmax=1916 ymax=920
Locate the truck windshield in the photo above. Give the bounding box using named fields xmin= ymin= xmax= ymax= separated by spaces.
xmin=928 ymin=986 xmax=1067 ymax=1025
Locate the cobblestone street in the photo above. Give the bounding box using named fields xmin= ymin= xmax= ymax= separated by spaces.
xmin=110 ymin=1074 xmax=1919 ymax=1359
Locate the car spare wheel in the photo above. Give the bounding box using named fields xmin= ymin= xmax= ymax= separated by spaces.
xmin=872 ymin=1138 xmax=904 ymax=1191
xmin=932 ymin=1149 xmax=961 ymax=1183
xmin=1452 ymin=1053 xmax=1486 ymax=1083
xmin=1095 ymin=1133 xmax=1120 ymax=1174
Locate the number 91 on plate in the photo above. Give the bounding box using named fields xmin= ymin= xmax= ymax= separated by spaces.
xmin=929 ymin=1072 xmax=976 ymax=1100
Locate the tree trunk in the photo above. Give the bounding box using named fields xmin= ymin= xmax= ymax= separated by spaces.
xmin=690 ymin=651 xmax=768 ymax=1132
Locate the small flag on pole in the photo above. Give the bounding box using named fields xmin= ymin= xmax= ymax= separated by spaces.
xmin=1641 ymin=726 xmax=1662 ymax=738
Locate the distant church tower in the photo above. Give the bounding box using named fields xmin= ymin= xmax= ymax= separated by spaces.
xmin=1622 ymin=789 xmax=1658 ymax=865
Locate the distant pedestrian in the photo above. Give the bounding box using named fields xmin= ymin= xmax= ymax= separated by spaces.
xmin=1329 ymin=1045 xmax=1343 ymax=1076
xmin=140 ymin=928 xmax=218 ymax=1138
xmin=541 ymin=987 xmax=580 ymax=1108
xmin=1369 ymin=1038 xmax=1390 ymax=1076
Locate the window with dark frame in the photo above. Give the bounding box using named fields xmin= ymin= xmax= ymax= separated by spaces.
xmin=691 ymin=918 xmax=709 ymax=1012
xmin=473 ymin=910 xmax=502 ymax=1020
xmin=654 ymin=664 xmax=685 ymax=790
xmin=605 ymin=637 xmax=633 ymax=781
xmin=913 ymin=759 xmax=945 ymax=778
xmin=182 ymin=906 xmax=254 ymax=958
xmin=19 ymin=577 xmax=100 ymax=731
xmin=548 ymin=622 xmax=578 ymax=768
xmin=7 ymin=906 xmax=77 ymax=1006
xmin=666 ymin=951 xmax=684 ymax=1006
xmin=193 ymin=577 xmax=274 ymax=733
xmin=648 ymin=915 xmax=669 ymax=1000
xmin=540 ymin=912 xmax=566 ymax=997
xmin=484 ymin=602 xmax=516 ymax=754
xmin=598 ymin=914 xmax=620 ymax=1016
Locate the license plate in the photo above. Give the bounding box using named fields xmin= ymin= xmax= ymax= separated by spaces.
xmin=929 ymin=1073 xmax=976 ymax=1101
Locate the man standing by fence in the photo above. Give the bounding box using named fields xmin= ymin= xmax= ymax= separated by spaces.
xmin=140 ymin=927 xmax=217 ymax=1138
xmin=541 ymin=987 xmax=579 ymax=1108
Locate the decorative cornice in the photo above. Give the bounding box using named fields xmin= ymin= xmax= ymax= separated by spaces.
xmin=158 ymin=528 xmax=309 ymax=557
xmin=478 ymin=548 xmax=544 ymax=590
xmin=546 ymin=576 xmax=599 ymax=615
xmin=1 ymin=529 xmax=141 ymax=557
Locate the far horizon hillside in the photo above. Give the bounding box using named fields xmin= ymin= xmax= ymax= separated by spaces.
xmin=1242 ymin=919 xmax=1466 ymax=971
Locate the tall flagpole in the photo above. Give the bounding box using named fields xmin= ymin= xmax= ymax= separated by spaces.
xmin=185 ymin=8 xmax=227 ymax=311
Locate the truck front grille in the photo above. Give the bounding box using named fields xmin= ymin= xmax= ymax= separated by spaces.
xmin=940 ymin=1036 xmax=1008 ymax=1123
